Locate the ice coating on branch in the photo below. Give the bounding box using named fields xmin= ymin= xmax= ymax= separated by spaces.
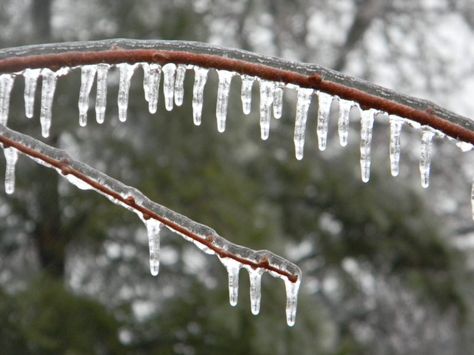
xmin=389 ymin=115 xmax=403 ymax=177
xmin=174 ymin=64 xmax=186 ymax=107
xmin=259 ymin=80 xmax=275 ymax=140
xmin=219 ymin=256 xmax=241 ymax=306
xmin=145 ymin=218 xmax=162 ymax=276
xmin=293 ymin=88 xmax=313 ymax=160
xmin=273 ymin=85 xmax=283 ymax=119
xmin=142 ymin=63 xmax=161 ymax=114
xmin=419 ymin=128 xmax=435 ymax=188
xmin=95 ymin=64 xmax=110 ymax=124
xmin=317 ymin=91 xmax=332 ymax=151
xmin=117 ymin=63 xmax=137 ymax=123
xmin=192 ymin=67 xmax=208 ymax=126
xmin=40 ymin=69 xmax=59 ymax=138
xmin=0 ymin=74 xmax=14 ymax=127
xmin=248 ymin=268 xmax=263 ymax=315
xmin=337 ymin=97 xmax=353 ymax=147
xmin=23 ymin=69 xmax=40 ymax=119
xmin=241 ymin=75 xmax=254 ymax=115
xmin=162 ymin=63 xmax=176 ymax=111
xmin=216 ymin=70 xmax=234 ymax=133
xmin=3 ymin=147 xmax=18 ymax=195
xmin=284 ymin=278 xmax=301 ymax=327
xmin=78 ymin=65 xmax=97 ymax=127
xmin=360 ymin=109 xmax=376 ymax=183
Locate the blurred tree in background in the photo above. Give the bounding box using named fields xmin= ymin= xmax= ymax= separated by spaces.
xmin=0 ymin=0 xmax=474 ymax=354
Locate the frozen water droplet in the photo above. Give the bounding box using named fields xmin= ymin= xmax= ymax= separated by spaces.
xmin=192 ymin=67 xmax=208 ymax=126
xmin=3 ymin=147 xmax=18 ymax=195
xmin=360 ymin=109 xmax=376 ymax=183
xmin=23 ymin=69 xmax=40 ymax=119
xmin=174 ymin=64 xmax=186 ymax=107
xmin=419 ymin=128 xmax=435 ymax=188
xmin=219 ymin=257 xmax=241 ymax=306
xmin=273 ymin=85 xmax=283 ymax=119
xmin=216 ymin=70 xmax=233 ymax=133
xmin=40 ymin=69 xmax=58 ymax=138
xmin=95 ymin=64 xmax=110 ymax=124
xmin=0 ymin=74 xmax=14 ymax=127
xmin=293 ymin=88 xmax=313 ymax=160
xmin=259 ymin=80 xmax=275 ymax=140
xmin=248 ymin=268 xmax=263 ymax=315
xmin=337 ymin=98 xmax=353 ymax=147
xmin=145 ymin=219 xmax=162 ymax=276
xmin=163 ymin=63 xmax=176 ymax=112
xmin=142 ymin=63 xmax=161 ymax=114
xmin=241 ymin=75 xmax=254 ymax=115
xmin=316 ymin=91 xmax=332 ymax=151
xmin=284 ymin=278 xmax=301 ymax=327
xmin=78 ymin=65 xmax=97 ymax=127
xmin=389 ymin=115 xmax=403 ymax=177
xmin=117 ymin=63 xmax=137 ymax=123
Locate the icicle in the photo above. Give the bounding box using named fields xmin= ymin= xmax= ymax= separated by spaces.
xmin=360 ymin=109 xmax=376 ymax=183
xmin=78 ymin=65 xmax=97 ymax=127
xmin=219 ymin=257 xmax=241 ymax=306
xmin=95 ymin=64 xmax=110 ymax=124
xmin=142 ymin=63 xmax=161 ymax=114
xmin=259 ymin=80 xmax=275 ymax=140
xmin=419 ymin=128 xmax=435 ymax=188
xmin=174 ymin=64 xmax=186 ymax=107
xmin=337 ymin=98 xmax=352 ymax=147
xmin=317 ymin=91 xmax=332 ymax=151
xmin=40 ymin=69 xmax=58 ymax=138
xmin=273 ymin=85 xmax=283 ymax=119
xmin=23 ymin=69 xmax=40 ymax=119
xmin=162 ymin=63 xmax=176 ymax=111
xmin=145 ymin=219 xmax=162 ymax=276
xmin=216 ymin=70 xmax=233 ymax=133
xmin=192 ymin=67 xmax=208 ymax=126
xmin=389 ymin=115 xmax=403 ymax=177
xmin=471 ymin=180 xmax=474 ymax=221
xmin=0 ymin=74 xmax=14 ymax=127
xmin=284 ymin=278 xmax=301 ymax=327
xmin=117 ymin=63 xmax=136 ymax=123
xmin=3 ymin=147 xmax=18 ymax=195
xmin=241 ymin=75 xmax=254 ymax=115
xmin=248 ymin=268 xmax=263 ymax=315
xmin=293 ymin=88 xmax=313 ymax=160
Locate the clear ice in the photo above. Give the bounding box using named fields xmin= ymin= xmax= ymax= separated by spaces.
xmin=174 ymin=64 xmax=186 ymax=107
xmin=3 ymin=147 xmax=18 ymax=195
xmin=23 ymin=69 xmax=40 ymax=119
xmin=240 ymin=75 xmax=254 ymax=115
xmin=219 ymin=256 xmax=241 ymax=306
xmin=78 ymin=65 xmax=97 ymax=127
xmin=117 ymin=63 xmax=137 ymax=123
xmin=389 ymin=115 xmax=403 ymax=177
xmin=95 ymin=64 xmax=110 ymax=124
xmin=317 ymin=91 xmax=332 ymax=151
xmin=248 ymin=268 xmax=263 ymax=315
xmin=360 ymin=109 xmax=376 ymax=183
xmin=284 ymin=278 xmax=301 ymax=327
xmin=0 ymin=74 xmax=15 ymax=126
xmin=192 ymin=67 xmax=208 ymax=126
xmin=337 ymin=97 xmax=353 ymax=147
xmin=419 ymin=128 xmax=435 ymax=188
xmin=216 ymin=70 xmax=233 ymax=133
xmin=259 ymin=80 xmax=275 ymax=140
xmin=40 ymin=69 xmax=58 ymax=138
xmin=273 ymin=85 xmax=283 ymax=119
xmin=145 ymin=219 xmax=162 ymax=276
xmin=142 ymin=63 xmax=161 ymax=114
xmin=162 ymin=63 xmax=176 ymax=112
xmin=293 ymin=88 xmax=313 ymax=160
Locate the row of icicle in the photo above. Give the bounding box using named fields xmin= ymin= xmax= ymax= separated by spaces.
xmin=0 ymin=61 xmax=473 ymax=326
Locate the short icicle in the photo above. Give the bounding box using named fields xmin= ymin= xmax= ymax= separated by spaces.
xmin=40 ymin=69 xmax=58 ymax=138
xmin=174 ymin=64 xmax=187 ymax=107
xmin=145 ymin=218 xmax=162 ymax=276
xmin=95 ymin=64 xmax=110 ymax=124
xmin=142 ymin=63 xmax=161 ymax=114
xmin=284 ymin=278 xmax=301 ymax=327
xmin=78 ymin=65 xmax=97 ymax=127
xmin=337 ymin=97 xmax=353 ymax=147
xmin=248 ymin=268 xmax=263 ymax=315
xmin=162 ymin=63 xmax=176 ymax=112
xmin=117 ymin=63 xmax=137 ymax=123
xmin=23 ymin=68 xmax=40 ymax=119
xmin=360 ymin=109 xmax=376 ymax=183
xmin=273 ymin=84 xmax=283 ymax=119
xmin=216 ymin=70 xmax=234 ymax=133
xmin=240 ymin=75 xmax=254 ymax=115
xmin=316 ymin=91 xmax=333 ymax=151
xmin=419 ymin=128 xmax=435 ymax=188
xmin=3 ymin=147 xmax=18 ymax=195
xmin=389 ymin=115 xmax=403 ymax=177
xmin=293 ymin=88 xmax=313 ymax=160
xmin=219 ymin=256 xmax=241 ymax=306
xmin=192 ymin=66 xmax=208 ymax=126
xmin=259 ymin=80 xmax=275 ymax=140
xmin=0 ymin=74 xmax=14 ymax=127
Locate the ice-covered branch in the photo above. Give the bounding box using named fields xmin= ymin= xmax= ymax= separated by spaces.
xmin=0 ymin=124 xmax=301 ymax=326
xmin=0 ymin=39 xmax=472 ymax=144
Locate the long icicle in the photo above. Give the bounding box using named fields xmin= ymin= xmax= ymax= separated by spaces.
xmin=360 ymin=109 xmax=376 ymax=183
xmin=95 ymin=63 xmax=110 ymax=124
xmin=259 ymin=80 xmax=275 ymax=140
xmin=142 ymin=63 xmax=161 ymax=114
xmin=284 ymin=278 xmax=301 ymax=327
xmin=117 ymin=63 xmax=137 ymax=123
xmin=39 ymin=69 xmax=58 ymax=138
xmin=3 ymin=147 xmax=18 ymax=195
xmin=219 ymin=256 xmax=241 ymax=307
xmin=316 ymin=91 xmax=332 ymax=151
xmin=23 ymin=68 xmax=40 ymax=119
xmin=293 ymin=88 xmax=313 ymax=160
xmin=174 ymin=64 xmax=186 ymax=107
xmin=78 ymin=65 xmax=97 ymax=127
xmin=419 ymin=128 xmax=435 ymax=188
xmin=145 ymin=218 xmax=162 ymax=276
xmin=337 ymin=97 xmax=353 ymax=147
xmin=0 ymin=74 xmax=14 ymax=127
xmin=241 ymin=75 xmax=254 ymax=115
xmin=249 ymin=268 xmax=263 ymax=315
xmin=273 ymin=84 xmax=283 ymax=119
xmin=162 ymin=63 xmax=176 ymax=112
xmin=192 ymin=66 xmax=208 ymax=126
xmin=389 ymin=115 xmax=403 ymax=177
xmin=216 ymin=70 xmax=233 ymax=133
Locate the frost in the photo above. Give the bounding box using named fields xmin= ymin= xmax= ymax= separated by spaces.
xmin=174 ymin=64 xmax=187 ymax=107
xmin=192 ymin=66 xmax=208 ymax=126
xmin=0 ymin=74 xmax=15 ymax=126
xmin=360 ymin=109 xmax=376 ymax=183
xmin=216 ymin=70 xmax=234 ymax=133
xmin=389 ymin=115 xmax=403 ymax=177
xmin=40 ymin=68 xmax=59 ymax=138
xmin=3 ymin=146 xmax=18 ymax=195
xmin=337 ymin=97 xmax=353 ymax=147
xmin=78 ymin=65 xmax=97 ymax=127
xmin=419 ymin=128 xmax=435 ymax=188
xmin=259 ymin=80 xmax=275 ymax=140
xmin=162 ymin=63 xmax=176 ymax=111
xmin=117 ymin=63 xmax=137 ymax=123
xmin=293 ymin=88 xmax=313 ymax=160
xmin=145 ymin=218 xmax=162 ymax=276
xmin=317 ymin=91 xmax=332 ymax=151
xmin=240 ymin=75 xmax=254 ymax=115
xmin=23 ymin=69 xmax=40 ymax=119
xmin=273 ymin=84 xmax=283 ymax=119
xmin=95 ymin=64 xmax=110 ymax=124
xmin=142 ymin=63 xmax=161 ymax=114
